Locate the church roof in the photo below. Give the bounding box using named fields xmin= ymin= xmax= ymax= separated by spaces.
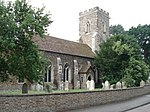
xmin=33 ymin=35 xmax=94 ymax=58
xmin=79 ymin=64 xmax=91 ymax=74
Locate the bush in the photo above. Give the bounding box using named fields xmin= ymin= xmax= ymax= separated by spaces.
xmin=45 ymin=84 xmax=52 ymax=92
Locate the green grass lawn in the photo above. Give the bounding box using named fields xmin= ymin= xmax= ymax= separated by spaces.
xmin=0 ymin=88 xmax=102 ymax=95
xmin=0 ymin=90 xmax=47 ymax=95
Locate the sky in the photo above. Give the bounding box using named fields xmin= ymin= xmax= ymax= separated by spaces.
xmin=6 ymin=0 xmax=150 ymax=41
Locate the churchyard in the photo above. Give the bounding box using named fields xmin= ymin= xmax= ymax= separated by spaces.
xmin=0 ymin=79 xmax=147 ymax=95
xmin=0 ymin=89 xmax=97 ymax=95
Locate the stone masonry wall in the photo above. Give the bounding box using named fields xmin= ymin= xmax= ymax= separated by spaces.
xmin=79 ymin=7 xmax=109 ymax=52
xmin=1 ymin=85 xmax=150 ymax=112
xmin=0 ymin=51 xmax=94 ymax=92
xmin=44 ymin=51 xmax=94 ymax=89
xmin=0 ymin=82 xmax=22 ymax=92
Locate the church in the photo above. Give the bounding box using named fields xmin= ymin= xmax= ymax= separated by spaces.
xmin=34 ymin=6 xmax=109 ymax=90
xmin=0 ymin=6 xmax=109 ymax=91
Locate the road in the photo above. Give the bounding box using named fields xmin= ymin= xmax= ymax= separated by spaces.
xmin=126 ymin=103 xmax=150 ymax=112
xmin=67 ymin=94 xmax=150 ymax=112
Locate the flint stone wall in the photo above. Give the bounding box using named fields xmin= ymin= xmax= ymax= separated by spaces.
xmin=0 ymin=82 xmax=22 ymax=92
xmin=1 ymin=85 xmax=150 ymax=112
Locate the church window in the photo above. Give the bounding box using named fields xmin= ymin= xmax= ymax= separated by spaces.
xmin=85 ymin=21 xmax=91 ymax=33
xmin=63 ymin=63 xmax=69 ymax=82
xmin=102 ymin=22 xmax=106 ymax=33
xmin=44 ymin=64 xmax=52 ymax=82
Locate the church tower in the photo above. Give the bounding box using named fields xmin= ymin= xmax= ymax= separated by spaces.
xmin=79 ymin=7 xmax=109 ymax=52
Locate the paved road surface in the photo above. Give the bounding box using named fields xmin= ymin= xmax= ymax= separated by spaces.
xmin=126 ymin=103 xmax=150 ymax=112
xmin=67 ymin=94 xmax=150 ymax=112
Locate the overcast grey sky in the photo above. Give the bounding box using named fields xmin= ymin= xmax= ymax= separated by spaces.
xmin=7 ymin=0 xmax=150 ymax=41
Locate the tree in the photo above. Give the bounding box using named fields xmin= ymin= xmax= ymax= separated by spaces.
xmin=0 ymin=0 xmax=52 ymax=82
xmin=109 ymin=24 xmax=125 ymax=36
xmin=128 ymin=24 xmax=150 ymax=65
xmin=94 ymin=35 xmax=149 ymax=86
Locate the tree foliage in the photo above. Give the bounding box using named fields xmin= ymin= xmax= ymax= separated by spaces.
xmin=0 ymin=0 xmax=52 ymax=82
xmin=94 ymin=35 xmax=149 ymax=86
xmin=109 ymin=24 xmax=125 ymax=36
xmin=128 ymin=24 xmax=150 ymax=65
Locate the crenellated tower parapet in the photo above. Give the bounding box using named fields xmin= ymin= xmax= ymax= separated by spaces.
xmin=79 ymin=7 xmax=109 ymax=17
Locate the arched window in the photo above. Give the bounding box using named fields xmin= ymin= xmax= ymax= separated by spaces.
xmin=44 ymin=64 xmax=52 ymax=82
xmin=102 ymin=22 xmax=106 ymax=33
xmin=85 ymin=21 xmax=91 ymax=33
xmin=63 ymin=63 xmax=69 ymax=82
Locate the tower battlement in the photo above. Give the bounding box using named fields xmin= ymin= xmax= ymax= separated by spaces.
xmin=79 ymin=6 xmax=109 ymax=17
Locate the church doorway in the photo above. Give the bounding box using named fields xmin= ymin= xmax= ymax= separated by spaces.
xmin=87 ymin=75 xmax=91 ymax=81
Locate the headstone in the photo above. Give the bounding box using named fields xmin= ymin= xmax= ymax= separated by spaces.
xmin=31 ymin=84 xmax=36 ymax=91
xmin=102 ymin=83 xmax=105 ymax=89
xmin=148 ymin=76 xmax=150 ymax=83
xmin=36 ymin=84 xmax=43 ymax=91
xmin=110 ymin=84 xmax=115 ymax=90
xmin=89 ymin=80 xmax=95 ymax=90
xmin=65 ymin=81 xmax=69 ymax=91
xmin=146 ymin=80 xmax=150 ymax=84
xmin=22 ymin=83 xmax=28 ymax=94
xmin=122 ymin=81 xmax=127 ymax=89
xmin=86 ymin=80 xmax=90 ymax=90
xmin=116 ymin=81 xmax=122 ymax=89
xmin=77 ymin=81 xmax=80 ymax=89
xmin=104 ymin=80 xmax=110 ymax=90
xmin=140 ymin=80 xmax=145 ymax=87
xmin=60 ymin=81 xmax=64 ymax=90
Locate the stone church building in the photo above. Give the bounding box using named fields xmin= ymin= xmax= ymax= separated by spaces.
xmin=34 ymin=6 xmax=109 ymax=90
xmin=0 ymin=7 xmax=109 ymax=91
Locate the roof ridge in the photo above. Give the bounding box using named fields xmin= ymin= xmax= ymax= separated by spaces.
xmin=44 ymin=35 xmax=90 ymax=47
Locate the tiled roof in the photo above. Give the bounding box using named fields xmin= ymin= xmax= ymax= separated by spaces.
xmin=79 ymin=64 xmax=91 ymax=74
xmin=33 ymin=35 xmax=94 ymax=58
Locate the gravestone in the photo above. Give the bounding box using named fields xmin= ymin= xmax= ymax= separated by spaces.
xmin=102 ymin=83 xmax=105 ymax=89
xmin=104 ymin=80 xmax=110 ymax=90
xmin=110 ymin=84 xmax=115 ymax=90
xmin=116 ymin=81 xmax=121 ymax=89
xmin=89 ymin=80 xmax=95 ymax=90
xmin=31 ymin=84 xmax=36 ymax=91
xmin=60 ymin=81 xmax=64 ymax=90
xmin=77 ymin=81 xmax=80 ymax=89
xmin=122 ymin=81 xmax=127 ymax=89
xmin=86 ymin=80 xmax=90 ymax=90
xmin=65 ymin=81 xmax=69 ymax=91
xmin=36 ymin=84 xmax=43 ymax=91
xmin=22 ymin=83 xmax=28 ymax=94
xmin=140 ymin=80 xmax=145 ymax=87
xmin=146 ymin=80 xmax=150 ymax=84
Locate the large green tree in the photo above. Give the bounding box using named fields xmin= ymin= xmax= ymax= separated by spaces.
xmin=109 ymin=24 xmax=125 ymax=36
xmin=94 ymin=35 xmax=149 ymax=86
xmin=0 ymin=0 xmax=52 ymax=82
xmin=128 ymin=24 xmax=150 ymax=65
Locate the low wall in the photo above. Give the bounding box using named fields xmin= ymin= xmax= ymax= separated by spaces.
xmin=1 ymin=85 xmax=150 ymax=112
xmin=0 ymin=82 xmax=22 ymax=92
